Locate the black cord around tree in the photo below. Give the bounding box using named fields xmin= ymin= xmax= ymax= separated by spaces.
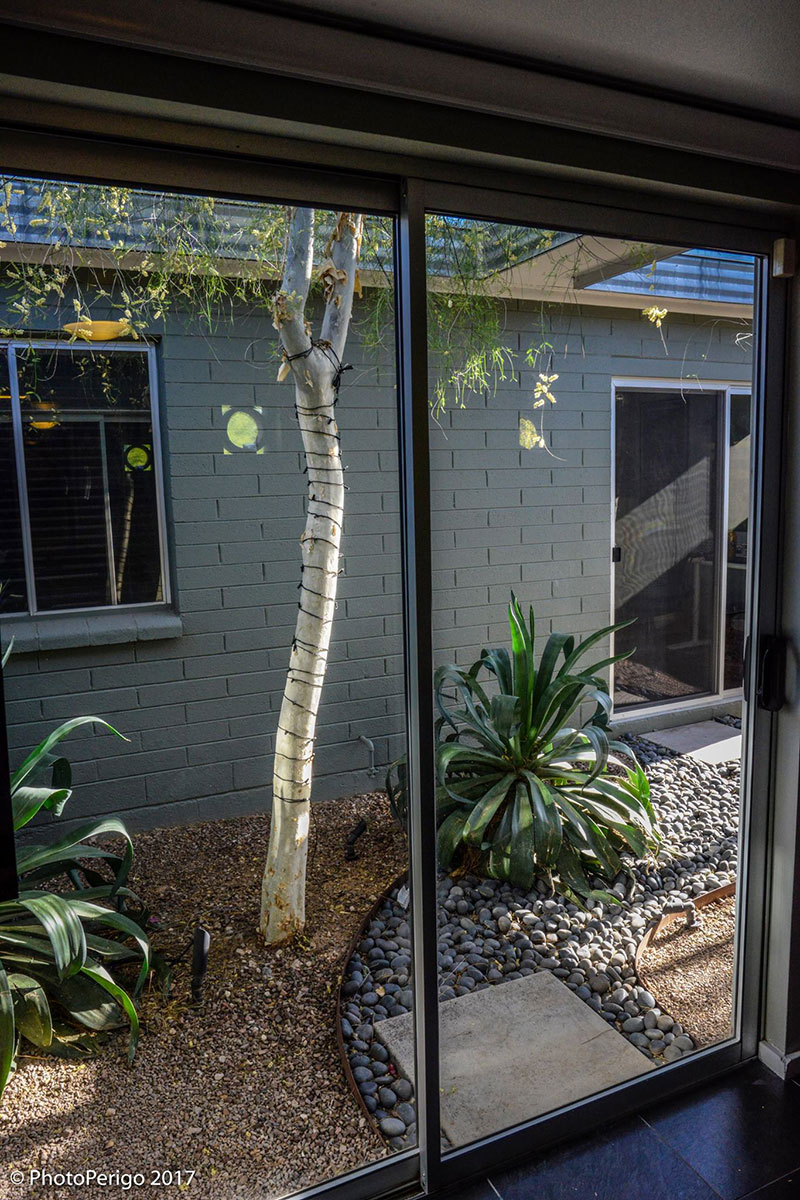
xmin=283 ymin=339 xmax=353 ymax=401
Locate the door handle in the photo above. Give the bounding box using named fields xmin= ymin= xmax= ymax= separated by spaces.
xmin=757 ymin=635 xmax=786 ymax=712
xmin=611 ymin=545 xmax=622 ymax=563
xmin=743 ymin=635 xmax=751 ymax=703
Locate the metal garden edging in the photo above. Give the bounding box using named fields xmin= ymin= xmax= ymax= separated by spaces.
xmin=335 ymin=870 xmax=411 ymax=1144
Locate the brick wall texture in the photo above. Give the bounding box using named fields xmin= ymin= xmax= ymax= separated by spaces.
xmin=2 ymin=301 xmax=753 ymax=830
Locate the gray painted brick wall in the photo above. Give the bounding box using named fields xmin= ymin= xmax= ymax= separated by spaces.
xmin=2 ymin=301 xmax=752 ymax=830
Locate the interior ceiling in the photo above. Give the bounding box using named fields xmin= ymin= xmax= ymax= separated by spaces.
xmin=273 ymin=0 xmax=800 ymax=121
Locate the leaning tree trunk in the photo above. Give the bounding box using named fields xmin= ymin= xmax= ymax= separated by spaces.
xmin=260 ymin=208 xmax=362 ymax=944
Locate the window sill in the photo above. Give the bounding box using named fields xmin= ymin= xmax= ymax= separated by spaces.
xmin=0 ymin=608 xmax=184 ymax=653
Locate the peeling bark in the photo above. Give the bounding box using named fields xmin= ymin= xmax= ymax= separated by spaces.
xmin=259 ymin=208 xmax=363 ymax=944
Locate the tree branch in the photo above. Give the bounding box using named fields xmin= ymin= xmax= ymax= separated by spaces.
xmin=273 ymin=206 xmax=314 ymax=357
xmin=320 ymin=212 xmax=363 ymax=361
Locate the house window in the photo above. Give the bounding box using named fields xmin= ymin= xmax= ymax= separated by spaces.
xmin=0 ymin=342 xmax=168 ymax=615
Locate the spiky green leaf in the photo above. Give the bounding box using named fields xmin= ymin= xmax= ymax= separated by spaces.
xmin=9 ymin=972 xmax=53 ymax=1047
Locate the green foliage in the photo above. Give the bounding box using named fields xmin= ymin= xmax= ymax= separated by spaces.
xmin=424 ymin=215 xmax=557 ymax=417
xmin=0 ymin=178 xmax=290 ymax=336
xmin=0 ymin=176 xmax=562 ymax=420
xmin=387 ymin=595 xmax=661 ymax=901
xmin=0 ymin=716 xmax=152 ymax=1101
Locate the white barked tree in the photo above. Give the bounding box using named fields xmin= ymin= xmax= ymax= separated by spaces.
xmin=259 ymin=209 xmax=364 ymax=943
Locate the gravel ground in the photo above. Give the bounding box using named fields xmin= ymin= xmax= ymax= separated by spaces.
xmin=1 ymin=793 xmax=406 ymax=1200
xmin=0 ymin=732 xmax=743 ymax=1186
xmin=340 ymin=734 xmax=741 ymax=1146
xmin=640 ymin=894 xmax=735 ymax=1047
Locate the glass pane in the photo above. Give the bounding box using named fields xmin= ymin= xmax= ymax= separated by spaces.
xmin=0 ymin=177 xmax=412 ymax=1200
xmin=614 ymin=388 xmax=720 ymax=706
xmin=0 ymin=350 xmax=27 ymax=612
xmin=425 ymin=214 xmax=755 ymax=1151
xmin=16 ymin=347 xmax=162 ymax=611
xmin=725 ymin=393 xmax=751 ymax=690
xmin=105 ymin=418 xmax=163 ymax=603
xmin=17 ymin=346 xmax=152 ymax=414
xmin=22 ymin=415 xmax=110 ymax=610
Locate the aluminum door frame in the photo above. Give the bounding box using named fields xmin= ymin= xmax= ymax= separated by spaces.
xmin=0 ymin=130 xmax=788 ymax=1200
xmin=406 ymin=177 xmax=783 ymax=1195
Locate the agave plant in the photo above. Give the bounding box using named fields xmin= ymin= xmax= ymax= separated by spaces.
xmin=388 ymin=595 xmax=661 ymax=902
xmin=0 ymin=713 xmax=152 ymax=1101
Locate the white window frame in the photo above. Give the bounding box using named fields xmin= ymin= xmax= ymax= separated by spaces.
xmin=2 ymin=339 xmax=171 ymax=617
xmin=610 ymin=376 xmax=753 ymax=717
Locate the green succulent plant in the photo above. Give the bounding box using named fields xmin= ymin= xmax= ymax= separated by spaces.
xmin=0 ymin=713 xmax=152 ymax=1101
xmin=387 ymin=594 xmax=661 ymax=901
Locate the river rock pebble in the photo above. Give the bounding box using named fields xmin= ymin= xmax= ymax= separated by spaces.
xmin=340 ymin=733 xmax=739 ymax=1148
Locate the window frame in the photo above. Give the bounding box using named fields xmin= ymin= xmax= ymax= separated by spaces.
xmin=1 ymin=338 xmax=171 ymax=618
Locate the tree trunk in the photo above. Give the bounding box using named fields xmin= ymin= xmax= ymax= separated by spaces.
xmin=259 ymin=365 xmax=343 ymax=942
xmin=259 ymin=208 xmax=361 ymax=943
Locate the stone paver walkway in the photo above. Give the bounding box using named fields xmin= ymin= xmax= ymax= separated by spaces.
xmin=376 ymin=970 xmax=653 ymax=1146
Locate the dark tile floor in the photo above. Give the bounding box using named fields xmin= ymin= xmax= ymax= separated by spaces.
xmin=439 ymin=1061 xmax=800 ymax=1200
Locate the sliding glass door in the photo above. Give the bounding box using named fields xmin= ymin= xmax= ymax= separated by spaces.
xmin=0 ymin=148 xmax=780 ymax=1200
xmin=412 ymin=197 xmax=766 ymax=1186
xmin=0 ymin=171 xmax=418 ymax=1200
xmin=615 ymin=386 xmax=721 ymax=705
xmin=613 ymin=385 xmax=753 ymax=710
